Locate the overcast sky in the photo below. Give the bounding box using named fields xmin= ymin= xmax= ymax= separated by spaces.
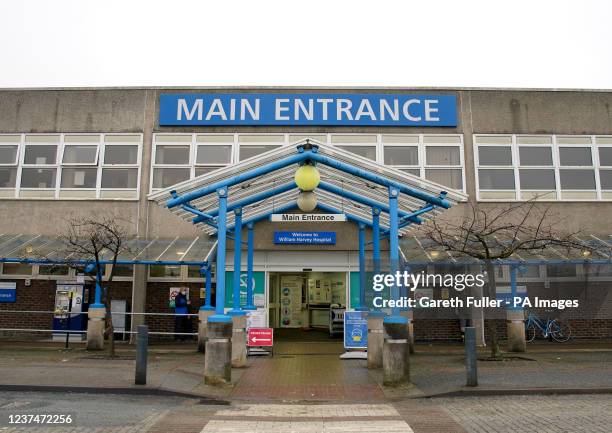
xmin=1 ymin=0 xmax=611 ymax=89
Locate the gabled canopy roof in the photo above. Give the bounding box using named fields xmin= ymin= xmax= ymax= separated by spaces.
xmin=148 ymin=139 xmax=468 ymax=235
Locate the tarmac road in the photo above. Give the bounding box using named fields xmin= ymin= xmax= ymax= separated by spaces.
xmin=1 ymin=391 xmax=612 ymax=432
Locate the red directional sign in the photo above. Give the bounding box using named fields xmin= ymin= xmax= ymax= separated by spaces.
xmin=248 ymin=327 xmax=273 ymax=347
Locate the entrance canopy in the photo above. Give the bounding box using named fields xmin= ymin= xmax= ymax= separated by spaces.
xmin=148 ymin=139 xmax=467 ymax=235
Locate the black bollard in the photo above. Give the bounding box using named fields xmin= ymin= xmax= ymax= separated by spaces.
xmin=465 ymin=326 xmax=478 ymax=387
xmin=135 ymin=325 xmax=148 ymax=385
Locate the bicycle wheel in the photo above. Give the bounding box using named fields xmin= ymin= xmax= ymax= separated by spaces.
xmin=549 ymin=320 xmax=571 ymax=343
xmin=525 ymin=323 xmax=537 ymax=342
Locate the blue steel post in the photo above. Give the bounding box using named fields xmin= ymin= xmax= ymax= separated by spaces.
xmin=229 ymin=208 xmax=245 ymax=317
xmin=201 ymin=265 xmax=214 ymax=311
xmin=372 ymin=208 xmax=381 ymax=275
xmin=92 ymin=266 xmax=103 ymax=308
xmin=357 ymin=222 xmax=366 ymax=311
xmin=209 ymin=188 xmax=231 ymax=323
xmin=244 ymin=222 xmax=256 ymax=311
xmin=385 ymin=186 xmax=406 ymax=324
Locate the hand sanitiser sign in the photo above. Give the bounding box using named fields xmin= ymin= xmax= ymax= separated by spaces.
xmin=159 ymin=93 xmax=457 ymax=126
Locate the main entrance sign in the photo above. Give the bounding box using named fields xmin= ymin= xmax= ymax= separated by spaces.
xmin=159 ymin=93 xmax=457 ymax=126
xmin=271 ymin=214 xmax=346 ymax=222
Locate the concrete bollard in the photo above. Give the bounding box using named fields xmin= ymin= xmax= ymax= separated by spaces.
xmin=86 ymin=306 xmax=106 ymax=350
xmin=230 ymin=314 xmax=248 ymax=368
xmin=400 ymin=309 xmax=415 ymax=354
xmin=382 ymin=320 xmax=410 ymax=386
xmin=506 ymin=309 xmax=526 ymax=352
xmin=135 ymin=325 xmax=148 ymax=385
xmin=204 ymin=320 xmax=233 ymax=385
xmin=367 ymin=314 xmax=384 ymax=369
xmin=197 ymin=308 xmax=215 ymax=353
xmin=464 ymin=326 xmax=478 ymax=386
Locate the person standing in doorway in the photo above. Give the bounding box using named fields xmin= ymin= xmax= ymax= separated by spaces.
xmin=174 ymin=288 xmax=191 ymax=341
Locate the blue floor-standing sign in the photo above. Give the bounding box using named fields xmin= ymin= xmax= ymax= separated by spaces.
xmin=344 ymin=311 xmax=368 ymax=349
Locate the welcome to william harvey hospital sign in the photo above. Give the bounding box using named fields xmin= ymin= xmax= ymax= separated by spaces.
xmin=159 ymin=93 xmax=457 ymax=127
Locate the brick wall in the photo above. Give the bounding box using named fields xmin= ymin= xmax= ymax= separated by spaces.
xmin=0 ymin=279 xmax=135 ymax=339
xmin=145 ymin=281 xmax=211 ymax=339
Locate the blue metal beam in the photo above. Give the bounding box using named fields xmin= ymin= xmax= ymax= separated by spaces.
xmin=318 ymin=181 xmax=423 ymax=224
xmin=358 ymin=223 xmax=366 ymax=311
xmin=315 ymin=202 xmax=386 ymax=231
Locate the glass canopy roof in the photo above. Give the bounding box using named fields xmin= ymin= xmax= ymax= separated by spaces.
xmin=399 ymin=234 xmax=612 ymax=264
xmin=0 ymin=234 xmax=216 ymax=265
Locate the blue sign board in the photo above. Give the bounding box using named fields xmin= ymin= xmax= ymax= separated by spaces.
xmin=159 ymin=93 xmax=457 ymax=126
xmin=344 ymin=311 xmax=368 ymax=349
xmin=0 ymin=282 xmax=16 ymax=303
xmin=274 ymin=231 xmax=336 ymax=245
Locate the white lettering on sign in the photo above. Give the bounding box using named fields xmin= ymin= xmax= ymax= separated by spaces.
xmin=172 ymin=96 xmax=449 ymax=124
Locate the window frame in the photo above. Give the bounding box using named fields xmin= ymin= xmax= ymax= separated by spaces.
xmin=0 ymin=133 xmax=142 ymax=200
xmin=475 ymin=134 xmax=612 ymax=202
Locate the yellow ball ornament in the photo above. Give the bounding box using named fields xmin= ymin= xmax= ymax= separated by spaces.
xmin=294 ymin=165 xmax=320 ymax=191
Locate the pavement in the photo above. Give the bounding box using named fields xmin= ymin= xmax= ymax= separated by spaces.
xmin=0 ymin=339 xmax=611 ymax=402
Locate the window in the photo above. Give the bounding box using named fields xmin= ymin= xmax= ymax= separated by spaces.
xmin=109 ymin=264 xmax=133 ymax=277
xmin=0 ymin=137 xmax=20 ymax=191
xmin=331 ymin=135 xmax=377 ymax=161
xmin=546 ymin=264 xmax=577 ymax=278
xmin=238 ymin=135 xmax=283 ymax=160
xmin=0 ymin=133 xmax=141 ymax=199
xmin=152 ymin=135 xmax=192 ymax=190
xmin=381 ymin=135 xmax=463 ymax=190
xmin=21 ymin=168 xmax=56 ymax=188
xmin=39 ymin=265 xmax=69 ymax=276
xmin=475 ymin=135 xmax=515 ymax=199
xmin=150 ymin=265 xmax=182 ymax=278
xmin=2 ymin=263 xmax=32 ymax=275
xmin=475 ymin=134 xmax=612 ymax=201
xmin=100 ymin=135 xmax=141 ymax=198
xmin=196 ymin=135 xmax=233 ymax=174
xmin=61 ymin=167 xmax=97 ymax=188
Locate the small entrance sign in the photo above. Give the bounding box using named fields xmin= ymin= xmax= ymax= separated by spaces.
xmin=248 ymin=328 xmax=274 ymax=347
xmin=0 ymin=282 xmax=16 ymax=303
xmin=271 ymin=214 xmax=346 ymax=222
xmin=274 ymin=231 xmax=336 ymax=245
xmin=344 ymin=311 xmax=368 ymax=349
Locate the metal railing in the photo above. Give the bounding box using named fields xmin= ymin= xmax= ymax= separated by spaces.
xmin=0 ymin=310 xmax=199 ymax=336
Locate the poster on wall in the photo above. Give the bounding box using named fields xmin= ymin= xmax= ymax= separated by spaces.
xmin=280 ymin=275 xmax=303 ymax=328
xmin=225 ymin=271 xmax=266 ymax=308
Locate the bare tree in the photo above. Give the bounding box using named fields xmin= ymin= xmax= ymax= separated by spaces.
xmin=59 ymin=215 xmax=130 ymax=358
xmin=422 ymin=198 xmax=595 ymax=359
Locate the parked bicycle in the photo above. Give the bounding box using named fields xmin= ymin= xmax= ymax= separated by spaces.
xmin=524 ymin=312 xmax=571 ymax=343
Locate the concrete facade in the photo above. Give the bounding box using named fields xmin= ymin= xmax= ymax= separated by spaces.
xmin=1 ymin=87 xmax=611 ymax=339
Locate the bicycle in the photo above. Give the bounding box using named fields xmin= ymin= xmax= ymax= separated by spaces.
xmin=524 ymin=312 xmax=571 ymax=343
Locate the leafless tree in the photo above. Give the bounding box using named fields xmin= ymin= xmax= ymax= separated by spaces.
xmin=422 ymin=198 xmax=597 ymax=358
xmin=59 ymin=215 xmax=130 ymax=358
